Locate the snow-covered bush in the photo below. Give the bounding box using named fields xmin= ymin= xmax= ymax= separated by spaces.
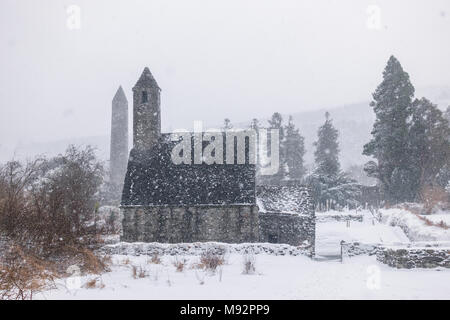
xmin=304 ymin=171 xmax=361 ymax=210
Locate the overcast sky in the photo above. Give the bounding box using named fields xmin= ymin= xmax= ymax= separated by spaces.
xmin=1 ymin=0 xmax=449 ymax=148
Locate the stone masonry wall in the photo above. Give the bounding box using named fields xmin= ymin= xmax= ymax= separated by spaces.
xmin=341 ymin=242 xmax=450 ymax=268
xmin=121 ymin=205 xmax=259 ymax=244
xmin=259 ymin=212 xmax=315 ymax=253
xmin=376 ymin=247 xmax=450 ymax=268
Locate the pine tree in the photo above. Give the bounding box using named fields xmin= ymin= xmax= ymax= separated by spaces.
xmin=223 ymin=118 xmax=233 ymax=131
xmin=306 ymin=112 xmax=360 ymax=209
xmin=250 ymin=118 xmax=260 ymax=131
xmin=409 ymin=98 xmax=450 ymax=196
xmin=363 ymin=55 xmax=415 ymax=203
xmin=249 ymin=118 xmax=262 ymax=179
xmin=284 ymin=116 xmax=306 ymax=180
xmin=268 ymin=112 xmax=284 ymax=140
xmin=264 ymin=112 xmax=285 ymax=183
xmin=314 ymin=112 xmax=340 ymax=176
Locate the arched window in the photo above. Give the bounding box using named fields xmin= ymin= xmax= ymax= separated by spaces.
xmin=141 ymin=91 xmax=148 ymax=103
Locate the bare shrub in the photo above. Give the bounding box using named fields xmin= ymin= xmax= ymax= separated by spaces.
xmin=242 ymin=254 xmax=256 ymax=275
xmin=105 ymin=209 xmax=120 ymax=234
xmin=421 ymin=185 xmax=448 ymax=214
xmin=438 ymin=220 xmax=449 ymax=229
xmin=402 ymin=202 xmax=449 ymax=230
xmin=0 ymin=146 xmax=104 ymax=256
xmin=131 ymin=265 xmax=148 ymax=279
xmin=0 ymin=245 xmax=55 ymax=300
xmin=0 ymin=146 xmax=108 ymax=299
xmin=83 ymin=277 xmax=105 ymax=289
xmin=73 ymin=248 xmax=111 ymax=274
xmin=148 ymin=253 xmax=161 ymax=264
xmin=198 ymin=251 xmax=224 ymax=273
xmin=173 ymin=258 xmax=187 ymax=272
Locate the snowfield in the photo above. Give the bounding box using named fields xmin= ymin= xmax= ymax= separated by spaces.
xmin=36 ymin=253 xmax=449 ymax=300
xmin=33 ymin=208 xmax=450 ymax=300
xmin=380 ymin=208 xmax=450 ymax=241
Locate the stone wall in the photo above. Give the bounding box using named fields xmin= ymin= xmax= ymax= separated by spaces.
xmin=121 ymin=205 xmax=259 ymax=244
xmin=376 ymin=247 xmax=450 ymax=268
xmin=101 ymin=242 xmax=312 ymax=257
xmin=341 ymin=241 xmax=379 ymax=257
xmin=259 ymin=212 xmax=315 ymax=252
xmin=341 ymin=241 xmax=450 ymax=268
xmin=315 ymin=212 xmax=363 ymax=223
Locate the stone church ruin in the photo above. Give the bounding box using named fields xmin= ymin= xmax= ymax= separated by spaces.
xmin=110 ymin=67 xmax=315 ymax=252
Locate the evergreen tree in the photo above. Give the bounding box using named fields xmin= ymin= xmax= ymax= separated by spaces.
xmin=314 ymin=112 xmax=340 ymax=176
xmin=223 ymin=118 xmax=233 ymax=131
xmin=268 ymin=112 xmax=285 ymax=140
xmin=249 ymin=118 xmax=262 ymax=179
xmin=284 ymin=116 xmax=306 ymax=180
xmin=250 ymin=118 xmax=260 ymax=131
xmin=409 ymin=98 xmax=450 ymax=196
xmin=307 ymin=112 xmax=360 ymax=209
xmin=363 ymin=55 xmax=415 ymax=203
xmin=268 ymin=113 xmax=285 ymax=182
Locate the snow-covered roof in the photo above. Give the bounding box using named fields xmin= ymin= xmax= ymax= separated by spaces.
xmin=121 ymin=134 xmax=256 ymax=206
xmin=256 ymin=185 xmax=314 ymax=215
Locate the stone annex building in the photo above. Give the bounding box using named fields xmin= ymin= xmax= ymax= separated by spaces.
xmin=112 ymin=67 xmax=316 ymax=252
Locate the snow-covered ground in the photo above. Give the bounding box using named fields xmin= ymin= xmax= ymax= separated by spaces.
xmin=33 ymin=208 xmax=450 ymax=300
xmin=315 ymin=210 xmax=409 ymax=256
xmin=36 ymin=253 xmax=449 ymax=300
xmin=419 ymin=213 xmax=450 ymax=225
xmin=380 ymin=208 xmax=450 ymax=241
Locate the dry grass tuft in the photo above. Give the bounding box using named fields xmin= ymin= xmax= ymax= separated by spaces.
xmin=173 ymin=258 xmax=188 ymax=272
xmin=200 ymin=251 xmax=224 ymax=272
xmin=421 ymin=185 xmax=449 ymax=214
xmin=148 ymin=253 xmax=161 ymax=264
xmin=131 ymin=265 xmax=148 ymax=279
xmin=0 ymin=245 xmax=55 ymax=300
xmin=242 ymin=254 xmax=256 ymax=275
xmin=83 ymin=278 xmax=105 ymax=289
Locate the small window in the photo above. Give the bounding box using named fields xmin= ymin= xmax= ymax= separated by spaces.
xmin=268 ymin=234 xmax=278 ymax=243
xmin=141 ymin=91 xmax=148 ymax=103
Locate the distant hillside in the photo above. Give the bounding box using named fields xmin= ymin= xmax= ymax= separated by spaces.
xmin=288 ymin=101 xmax=375 ymax=169
xmin=3 ymin=86 xmax=448 ymax=170
xmin=0 ymin=136 xmax=112 ymax=166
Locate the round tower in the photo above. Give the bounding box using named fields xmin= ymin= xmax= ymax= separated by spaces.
xmin=110 ymin=85 xmax=128 ymax=191
xmin=132 ymin=67 xmax=161 ymax=150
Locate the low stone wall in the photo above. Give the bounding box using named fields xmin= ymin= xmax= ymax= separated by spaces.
xmin=376 ymin=247 xmax=450 ymax=269
xmin=316 ymin=213 xmax=363 ymax=223
xmin=341 ymin=242 xmax=379 ymax=257
xmin=121 ymin=205 xmax=259 ymax=244
xmin=100 ymin=241 xmax=312 ymax=257
xmin=259 ymin=212 xmax=315 ymax=252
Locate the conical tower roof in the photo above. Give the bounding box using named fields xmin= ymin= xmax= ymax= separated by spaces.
xmin=133 ymin=67 xmax=160 ymax=90
xmin=112 ymin=86 xmax=128 ymax=103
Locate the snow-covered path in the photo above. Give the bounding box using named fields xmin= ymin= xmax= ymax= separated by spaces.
xmin=315 ymin=211 xmax=410 ymax=256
